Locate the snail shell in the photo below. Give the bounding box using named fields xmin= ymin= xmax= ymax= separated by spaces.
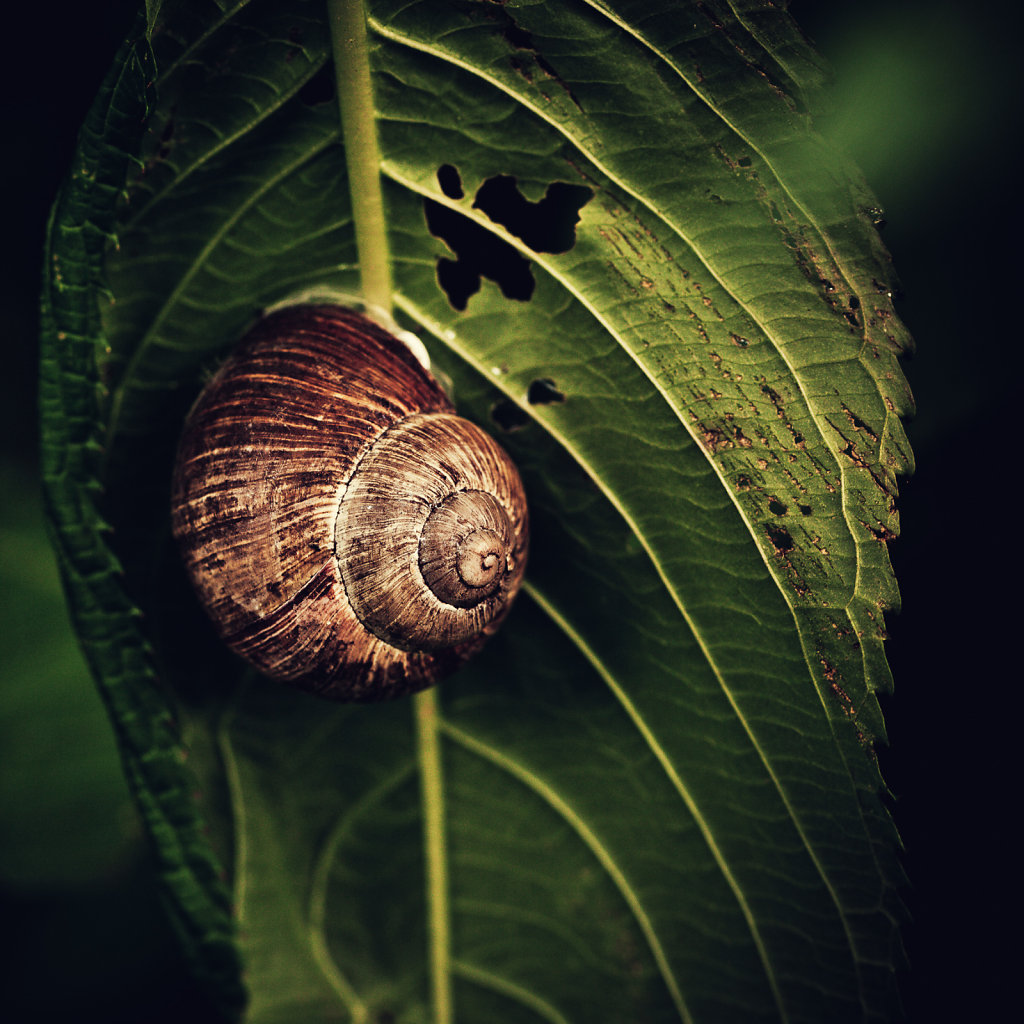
xmin=170 ymin=305 xmax=528 ymax=701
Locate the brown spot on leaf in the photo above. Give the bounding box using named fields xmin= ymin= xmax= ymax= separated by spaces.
xmin=842 ymin=404 xmax=879 ymax=443
xmin=761 ymin=383 xmax=784 ymax=418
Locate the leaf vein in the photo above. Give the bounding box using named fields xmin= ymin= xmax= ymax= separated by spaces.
xmin=439 ymin=716 xmax=694 ymax=1024
xmin=307 ymin=763 xmax=416 ymax=1023
xmin=104 ymin=133 xmax=337 ymax=450
xmin=451 ymin=958 xmax=572 ymax=1024
xmin=521 ymin=582 xmax=789 ymax=1022
xmin=385 ymin=172 xmax=866 ymax=989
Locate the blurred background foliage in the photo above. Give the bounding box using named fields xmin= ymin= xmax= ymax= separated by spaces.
xmin=1 ymin=1 xmax=1016 ymax=1020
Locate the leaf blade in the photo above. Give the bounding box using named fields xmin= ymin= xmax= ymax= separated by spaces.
xmin=38 ymin=20 xmax=246 ymax=1020
xmin=41 ymin=2 xmax=911 ymax=1020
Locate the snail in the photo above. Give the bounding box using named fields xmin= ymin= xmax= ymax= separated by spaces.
xmin=170 ymin=304 xmax=528 ymax=701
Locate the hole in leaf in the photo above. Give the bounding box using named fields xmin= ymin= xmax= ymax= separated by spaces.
xmin=473 ymin=175 xmax=592 ymax=254
xmin=424 ymin=199 xmax=535 ymax=311
xmin=766 ymin=524 xmax=794 ymax=555
xmin=491 ymin=400 xmax=529 ymax=431
xmin=435 ymin=257 xmax=482 ymax=311
xmin=298 ymin=65 xmax=335 ymax=106
xmin=437 ymin=164 xmax=464 ymax=200
xmin=527 ymin=378 xmax=565 ymax=405
xmin=768 ymin=497 xmax=788 ymax=516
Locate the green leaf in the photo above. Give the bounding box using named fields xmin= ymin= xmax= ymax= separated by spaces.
xmin=40 ymin=2 xmax=913 ymax=1022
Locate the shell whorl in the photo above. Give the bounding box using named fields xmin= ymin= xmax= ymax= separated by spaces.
xmin=170 ymin=305 xmax=528 ymax=701
xmin=335 ymin=412 xmax=523 ymax=652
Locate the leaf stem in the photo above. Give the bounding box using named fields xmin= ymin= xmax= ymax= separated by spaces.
xmin=326 ymin=0 xmax=392 ymax=313
xmin=329 ymin=7 xmax=447 ymax=1017
xmin=415 ymin=688 xmax=453 ymax=1024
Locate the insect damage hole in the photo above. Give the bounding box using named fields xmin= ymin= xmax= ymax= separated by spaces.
xmin=766 ymin=524 xmax=794 ymax=555
xmin=474 ymin=175 xmax=592 ymax=254
xmin=424 ymin=171 xmax=591 ymax=312
xmin=424 ymin=199 xmax=535 ymax=311
xmin=437 ymin=164 xmax=464 ymax=200
xmin=527 ymin=378 xmax=565 ymax=405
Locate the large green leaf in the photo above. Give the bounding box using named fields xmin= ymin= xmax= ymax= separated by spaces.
xmin=40 ymin=1 xmax=913 ymax=1021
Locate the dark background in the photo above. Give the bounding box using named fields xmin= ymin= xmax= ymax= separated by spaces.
xmin=1 ymin=1 xmax=1017 ymax=1020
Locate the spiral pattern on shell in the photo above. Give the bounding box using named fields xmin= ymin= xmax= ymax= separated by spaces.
xmin=170 ymin=305 xmax=528 ymax=701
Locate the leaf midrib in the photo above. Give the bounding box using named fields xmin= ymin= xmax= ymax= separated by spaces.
xmin=416 ymin=687 xmax=453 ymax=1024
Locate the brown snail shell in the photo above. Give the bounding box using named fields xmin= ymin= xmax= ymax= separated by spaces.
xmin=170 ymin=305 xmax=529 ymax=701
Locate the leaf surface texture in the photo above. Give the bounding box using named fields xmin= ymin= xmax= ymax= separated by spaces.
xmin=40 ymin=1 xmax=912 ymax=1021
